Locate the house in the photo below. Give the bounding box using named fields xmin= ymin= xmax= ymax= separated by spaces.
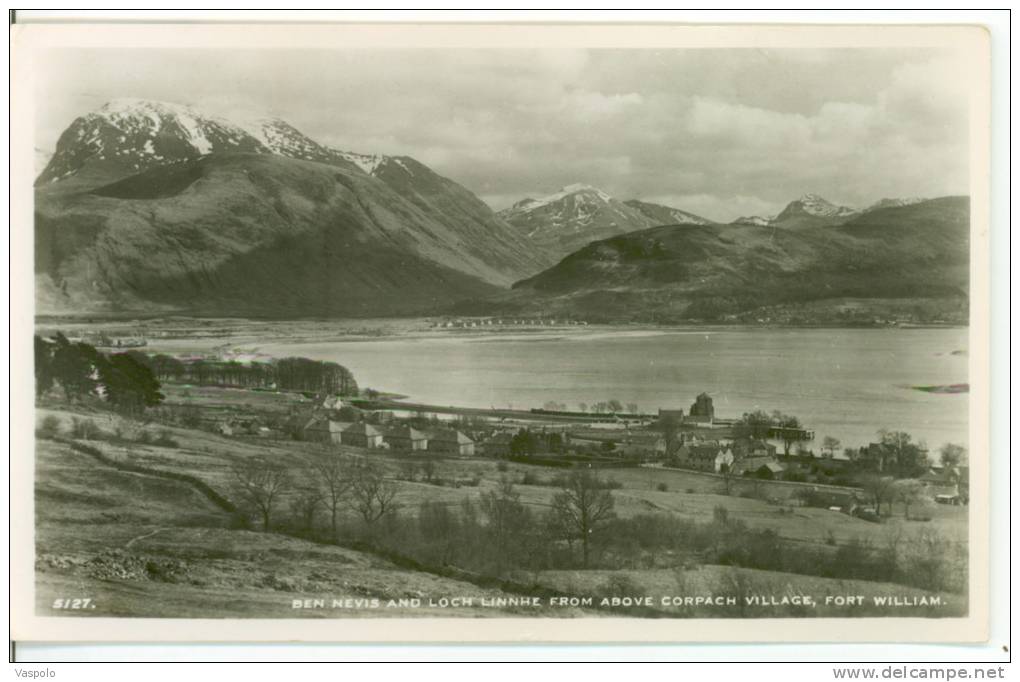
xmin=677 ymin=442 xmax=730 ymax=472
xmin=428 ymin=429 xmax=475 ymax=456
xmin=919 ymin=468 xmax=960 ymax=497
xmin=481 ymin=432 xmax=513 ymax=457
xmin=731 ymin=456 xmax=784 ymax=478
xmin=715 ymin=448 xmax=735 ymax=473
xmin=341 ymin=422 xmax=384 ymax=448
xmin=658 ymin=408 xmax=685 ymax=425
xmin=321 ymin=395 xmax=347 ymax=410
xmin=732 ymin=438 xmax=777 ymax=459
xmin=384 ymin=425 xmax=428 ymax=452
xmin=686 ymin=393 xmax=715 ymax=424
xmin=303 ymin=418 xmax=350 ymax=445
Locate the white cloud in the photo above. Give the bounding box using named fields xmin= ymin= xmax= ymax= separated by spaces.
xmin=35 ymin=48 xmax=971 ymax=222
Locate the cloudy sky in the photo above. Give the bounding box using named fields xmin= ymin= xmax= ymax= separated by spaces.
xmin=36 ymin=48 xmax=970 ymax=221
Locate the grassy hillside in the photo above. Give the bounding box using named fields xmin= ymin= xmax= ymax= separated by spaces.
xmin=33 ymin=396 xmax=966 ymax=619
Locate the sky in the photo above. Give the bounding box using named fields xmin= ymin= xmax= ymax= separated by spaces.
xmin=35 ymin=48 xmax=971 ymax=222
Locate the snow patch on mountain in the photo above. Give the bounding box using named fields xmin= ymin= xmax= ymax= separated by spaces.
xmin=792 ymin=193 xmax=858 ymax=218
xmin=508 ymin=184 xmax=613 ymax=214
xmin=864 ymin=197 xmax=927 ymax=212
xmin=336 ymin=150 xmax=385 ymax=174
xmin=731 ymin=215 xmax=773 ymax=227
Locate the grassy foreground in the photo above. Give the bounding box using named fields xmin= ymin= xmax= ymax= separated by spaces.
xmin=33 ymin=399 xmax=967 ymax=620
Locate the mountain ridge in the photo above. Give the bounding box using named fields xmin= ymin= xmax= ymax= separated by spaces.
xmin=35 ymin=100 xmax=551 ymax=316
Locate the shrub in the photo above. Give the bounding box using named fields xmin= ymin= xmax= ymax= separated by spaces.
xmin=496 ymin=461 xmax=509 ymax=472
xmin=656 ymin=482 xmax=668 ymax=492
xmin=520 ymin=471 xmax=543 ymax=486
xmin=37 ymin=415 xmax=61 ymax=438
xmin=685 ymin=488 xmax=695 ymax=494
xmin=70 ymin=418 xmax=101 ymax=440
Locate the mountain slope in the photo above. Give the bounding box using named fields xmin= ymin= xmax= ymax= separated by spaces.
xmin=508 ymin=197 xmax=969 ymax=323
xmin=771 ymin=193 xmax=859 ymax=229
xmin=35 ymin=153 xmax=506 ymax=317
xmin=623 ymin=199 xmax=714 ymax=227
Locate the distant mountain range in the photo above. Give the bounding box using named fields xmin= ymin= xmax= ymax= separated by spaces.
xmin=507 ymin=196 xmax=969 ymax=324
xmin=35 ymin=99 xmax=550 ymax=316
xmin=34 ymin=98 xmax=966 ymax=323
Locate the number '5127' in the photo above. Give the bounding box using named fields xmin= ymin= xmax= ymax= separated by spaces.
xmin=52 ymin=598 xmax=94 ymax=609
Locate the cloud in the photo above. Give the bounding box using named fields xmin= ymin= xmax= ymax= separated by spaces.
xmin=35 ymin=47 xmax=972 ymax=221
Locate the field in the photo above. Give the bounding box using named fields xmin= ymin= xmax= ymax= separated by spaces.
xmin=32 ymin=387 xmax=969 ymax=620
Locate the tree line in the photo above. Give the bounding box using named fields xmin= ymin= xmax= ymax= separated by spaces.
xmin=124 ymin=352 xmax=358 ymax=395
xmin=35 ymin=334 xmax=164 ymax=415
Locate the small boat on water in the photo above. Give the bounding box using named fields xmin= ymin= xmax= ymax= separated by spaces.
xmin=910 ymin=383 xmax=969 ymax=394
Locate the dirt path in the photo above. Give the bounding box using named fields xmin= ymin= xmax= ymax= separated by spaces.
xmin=124 ymin=527 xmax=170 ymax=549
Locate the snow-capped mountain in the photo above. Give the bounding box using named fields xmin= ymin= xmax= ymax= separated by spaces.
xmin=730 ymin=215 xmax=773 ymax=227
xmin=771 ymin=193 xmax=860 ymax=229
xmin=34 ymin=98 xmax=551 ymax=316
xmin=864 ymin=197 xmax=927 ymax=213
xmin=37 ymin=99 xmax=270 ymax=185
xmin=499 ymin=184 xmax=665 ymax=256
xmin=236 ymin=117 xmax=364 ymax=173
xmin=623 ymin=199 xmax=714 ymax=227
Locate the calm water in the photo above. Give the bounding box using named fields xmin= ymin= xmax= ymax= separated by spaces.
xmin=257 ymin=327 xmax=969 ymax=451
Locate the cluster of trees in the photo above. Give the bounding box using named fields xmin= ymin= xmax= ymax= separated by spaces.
xmin=133 ymin=353 xmax=358 ymax=395
xmin=35 ymin=334 xmax=164 ymax=415
xmin=509 ymin=429 xmax=565 ymax=456
xmin=853 ymin=430 xmax=934 ymax=478
xmin=238 ymin=452 xmax=963 ymax=594
xmin=236 ymin=458 xmax=619 ymax=572
xmin=574 ymin=400 xmax=640 ymax=415
xmin=737 ymin=409 xmax=805 ymax=454
xmin=231 ymin=457 xmax=398 ymax=533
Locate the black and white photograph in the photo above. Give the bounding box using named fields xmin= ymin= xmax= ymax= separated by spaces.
xmin=9 ymin=20 xmax=993 ymax=645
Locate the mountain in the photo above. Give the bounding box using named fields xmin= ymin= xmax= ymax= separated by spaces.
xmin=508 ymin=197 xmax=969 ymax=324
xmin=771 ymin=193 xmax=859 ymax=229
xmin=498 ymin=184 xmax=660 ymax=257
xmin=236 ymin=117 xmax=364 ymax=173
xmin=623 ymin=199 xmax=714 ymax=227
xmin=730 ymin=215 xmax=773 ymax=227
xmin=34 ymin=100 xmax=550 ymax=316
xmin=864 ymin=197 xmax=926 ymax=213
xmin=36 ymin=99 xmax=271 ymax=186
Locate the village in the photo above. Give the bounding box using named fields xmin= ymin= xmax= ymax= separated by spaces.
xmin=227 ymin=386 xmax=969 ymax=519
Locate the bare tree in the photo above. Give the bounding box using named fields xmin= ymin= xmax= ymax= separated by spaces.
xmin=821 ymin=436 xmax=841 ymax=459
xmin=290 ymin=487 xmax=323 ymax=532
xmin=315 ymin=456 xmax=352 ymax=538
xmin=231 ymin=458 xmax=290 ymax=531
xmin=420 ymin=457 xmax=438 ymax=484
xmin=861 ymin=474 xmax=897 ymax=517
xmin=893 ymin=478 xmax=929 ymax=519
xmin=551 ymin=469 xmax=615 ymax=568
xmin=479 ymin=476 xmax=531 ymax=574
xmin=348 ymin=462 xmax=399 ymax=524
